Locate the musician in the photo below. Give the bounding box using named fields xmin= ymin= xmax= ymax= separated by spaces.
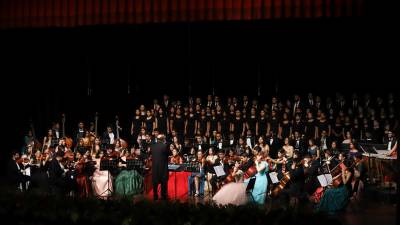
xmin=43 ymin=129 xmax=55 ymax=149
xmin=193 ymin=135 xmax=207 ymax=151
xmin=48 ymin=151 xmax=66 ymax=195
xmin=279 ymin=151 xmax=305 ymax=209
xmin=348 ymin=142 xmax=359 ymax=158
xmin=212 ymin=160 xmax=248 ymax=206
xmin=385 ymin=131 xmax=398 ymax=157
xmin=292 ymin=131 xmax=306 ymax=156
xmin=151 ymin=134 xmax=169 ymax=200
xmin=245 ymin=129 xmax=256 ymax=149
xmin=52 ymin=122 xmax=62 ymax=141
xmin=6 ymin=151 xmax=25 ymax=191
xmin=213 ymin=132 xmax=225 ymax=151
xmin=282 ymin=137 xmax=294 ymax=159
xmin=322 ymin=149 xmax=339 ymax=171
xmin=55 ymin=138 xmax=66 ymax=153
xmin=169 ymin=148 xmax=183 ymax=164
xmin=307 ymin=138 xmax=320 ymax=160
xmin=317 ymin=130 xmax=331 ymax=152
xmin=75 ymin=121 xmax=86 ymax=143
xmin=102 ymin=125 xmax=116 ymax=145
xmin=269 ymin=149 xmax=288 ymax=180
xmin=115 ymin=152 xmax=144 ymax=197
xmin=251 ymin=151 xmax=269 ymax=204
xmin=317 ymin=159 xmax=353 ymax=214
xmin=240 ymin=152 xmax=254 ymax=172
xmin=267 ymin=132 xmax=280 ymax=158
xmin=213 ymin=150 xmax=230 ymax=189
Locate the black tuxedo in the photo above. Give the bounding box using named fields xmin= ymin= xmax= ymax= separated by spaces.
xmin=292 ymin=138 xmax=307 ymax=156
xmin=75 ymin=129 xmax=85 ymax=143
xmin=48 ymin=158 xmax=65 ymax=194
xmin=317 ymin=136 xmax=332 ymax=151
xmin=151 ymin=142 xmax=169 ymax=199
xmin=245 ymin=135 xmax=256 ymax=148
xmin=6 ymin=160 xmax=24 ymax=189
xmin=267 ymin=136 xmax=281 ymax=158
xmin=102 ymin=131 xmax=117 ymax=145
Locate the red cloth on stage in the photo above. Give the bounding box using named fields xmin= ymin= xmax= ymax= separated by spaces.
xmin=144 ymin=171 xmax=191 ymax=201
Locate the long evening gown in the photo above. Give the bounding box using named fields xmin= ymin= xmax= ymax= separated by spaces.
xmin=91 ymin=158 xmax=113 ymax=198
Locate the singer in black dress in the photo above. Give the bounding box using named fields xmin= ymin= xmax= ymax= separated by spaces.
xmin=156 ymin=108 xmax=168 ymax=135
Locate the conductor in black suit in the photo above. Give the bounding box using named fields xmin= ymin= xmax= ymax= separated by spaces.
xmin=151 ymin=134 xmax=169 ymax=200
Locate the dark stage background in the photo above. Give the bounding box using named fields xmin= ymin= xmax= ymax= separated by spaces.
xmin=0 ymin=10 xmax=397 ymax=173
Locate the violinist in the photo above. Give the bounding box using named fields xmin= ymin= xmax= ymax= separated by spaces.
xmin=250 ymin=151 xmax=269 ymax=204
xmin=212 ymin=160 xmax=248 ymax=206
xmin=286 ymin=151 xmax=305 ymax=209
xmin=240 ymin=152 xmax=254 ymax=172
xmin=269 ymin=149 xmax=288 ymax=180
xmin=227 ymin=148 xmax=239 ymax=168
xmin=48 ymin=151 xmax=66 ymax=195
xmin=6 ymin=151 xmax=25 ymax=191
xmin=169 ymin=148 xmax=183 ymax=164
xmin=75 ymin=151 xmax=90 ymax=198
xmin=322 ymin=149 xmax=339 ymax=172
xmin=19 ymin=155 xmax=32 ymax=191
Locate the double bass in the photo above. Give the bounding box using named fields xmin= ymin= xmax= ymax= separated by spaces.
xmin=61 ymin=113 xmax=74 ymax=148
xmin=29 ymin=119 xmax=42 ymax=151
xmin=115 ymin=115 xmax=128 ymax=149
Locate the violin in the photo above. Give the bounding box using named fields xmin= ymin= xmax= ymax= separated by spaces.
xmin=243 ymin=166 xmax=257 ymax=179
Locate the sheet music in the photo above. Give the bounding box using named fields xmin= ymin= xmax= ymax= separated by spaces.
xmin=213 ymin=165 xmax=226 ymax=177
xmin=269 ymin=172 xmax=279 ymax=184
xmin=317 ymin=174 xmax=333 ymax=187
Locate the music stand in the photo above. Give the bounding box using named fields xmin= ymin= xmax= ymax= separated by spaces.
xmin=99 ymin=159 xmax=117 ymax=198
xmin=126 ymin=159 xmax=144 ymax=174
xmin=246 ymin=177 xmax=256 ymax=203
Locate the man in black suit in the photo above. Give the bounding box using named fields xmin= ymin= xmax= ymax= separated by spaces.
xmin=48 ymin=151 xmax=66 ymax=195
xmin=6 ymin=151 xmax=24 ymax=191
xmin=267 ymin=132 xmax=281 ymax=158
xmin=151 ymin=134 xmax=169 ymax=200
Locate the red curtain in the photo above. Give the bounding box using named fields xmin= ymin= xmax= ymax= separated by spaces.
xmin=0 ymin=0 xmax=365 ymax=29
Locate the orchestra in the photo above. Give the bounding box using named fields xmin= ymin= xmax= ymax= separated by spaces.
xmin=7 ymin=93 xmax=397 ymax=213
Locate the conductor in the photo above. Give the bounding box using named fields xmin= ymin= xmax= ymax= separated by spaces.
xmin=151 ymin=134 xmax=169 ymax=200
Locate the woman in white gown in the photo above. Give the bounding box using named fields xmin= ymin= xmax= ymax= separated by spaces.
xmin=91 ymin=153 xmax=113 ymax=198
xmin=212 ymin=161 xmax=248 ymax=206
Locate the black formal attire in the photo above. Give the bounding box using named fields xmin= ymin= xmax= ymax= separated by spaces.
xmin=151 ymin=141 xmax=169 ymax=200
